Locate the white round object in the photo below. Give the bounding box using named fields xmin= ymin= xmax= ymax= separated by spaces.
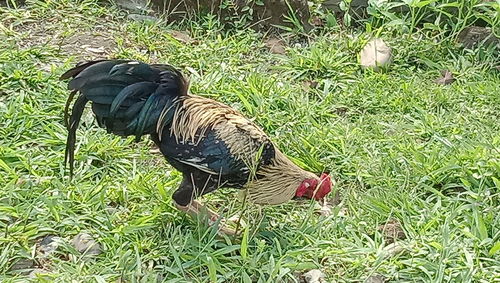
xmin=360 ymin=38 xmax=392 ymax=72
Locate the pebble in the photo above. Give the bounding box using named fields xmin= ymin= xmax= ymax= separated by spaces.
xmin=71 ymin=233 xmax=102 ymax=256
xmin=303 ymin=269 xmax=326 ymax=283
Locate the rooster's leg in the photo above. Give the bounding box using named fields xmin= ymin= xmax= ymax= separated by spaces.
xmin=174 ymin=200 xmax=238 ymax=235
xmin=173 ymin=200 xmax=217 ymax=220
xmin=189 ymin=200 xmax=220 ymax=221
xmin=173 ymin=174 xmax=238 ymax=235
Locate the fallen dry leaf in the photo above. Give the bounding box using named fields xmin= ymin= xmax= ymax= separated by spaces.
xmin=264 ymin=38 xmax=286 ymax=55
xmin=434 ymin=70 xmax=455 ymax=85
xmin=169 ymin=30 xmax=196 ymax=44
xmin=378 ymin=218 xmax=406 ymax=244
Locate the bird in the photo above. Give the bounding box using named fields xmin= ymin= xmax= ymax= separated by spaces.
xmin=61 ymin=59 xmax=333 ymax=234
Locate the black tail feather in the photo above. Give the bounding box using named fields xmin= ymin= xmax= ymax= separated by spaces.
xmin=65 ymin=95 xmax=89 ymax=177
xmin=64 ymin=90 xmax=77 ymax=129
xmin=61 ymin=59 xmax=187 ymax=176
xmin=60 ymin=60 xmax=127 ymax=81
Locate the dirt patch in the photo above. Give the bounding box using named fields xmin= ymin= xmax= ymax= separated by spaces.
xmin=61 ymin=32 xmax=115 ymax=58
xmin=14 ymin=21 xmax=116 ymax=61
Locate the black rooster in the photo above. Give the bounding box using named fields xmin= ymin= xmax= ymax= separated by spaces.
xmin=62 ymin=60 xmax=332 ymax=234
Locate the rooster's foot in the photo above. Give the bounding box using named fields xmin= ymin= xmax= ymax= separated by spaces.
xmin=174 ymin=200 xmax=239 ymax=235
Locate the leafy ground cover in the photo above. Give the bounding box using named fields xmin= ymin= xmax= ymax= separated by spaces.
xmin=0 ymin=0 xmax=499 ymax=282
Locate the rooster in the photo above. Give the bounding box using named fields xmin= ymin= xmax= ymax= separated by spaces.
xmin=61 ymin=60 xmax=332 ymax=234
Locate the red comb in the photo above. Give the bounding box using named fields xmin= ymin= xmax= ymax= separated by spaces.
xmin=314 ymin=173 xmax=332 ymax=200
xmin=295 ymin=174 xmax=333 ymax=200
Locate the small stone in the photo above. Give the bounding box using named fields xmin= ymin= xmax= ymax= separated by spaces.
xmin=264 ymin=38 xmax=286 ymax=55
xmin=37 ymin=235 xmax=61 ymax=257
xmin=314 ymin=198 xmax=332 ymax=217
xmin=10 ymin=258 xmax=35 ymax=274
xmin=360 ymin=38 xmax=392 ymax=72
xmin=71 ymin=233 xmax=102 ymax=256
xmin=303 ymin=269 xmax=326 ymax=283
xmin=315 ymin=190 xmax=341 ymax=216
xmin=378 ymin=219 xmax=406 ymax=244
xmin=434 ymin=70 xmax=455 ymax=85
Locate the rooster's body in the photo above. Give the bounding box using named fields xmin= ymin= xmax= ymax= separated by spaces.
xmin=62 ymin=60 xmax=332 ymax=233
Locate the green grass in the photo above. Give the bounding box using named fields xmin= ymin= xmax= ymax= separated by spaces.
xmin=1 ymin=0 xmax=499 ymax=282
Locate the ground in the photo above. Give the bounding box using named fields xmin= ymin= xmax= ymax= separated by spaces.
xmin=0 ymin=1 xmax=499 ymax=282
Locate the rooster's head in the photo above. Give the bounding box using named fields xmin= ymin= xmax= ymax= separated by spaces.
xmin=294 ymin=173 xmax=332 ymax=200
